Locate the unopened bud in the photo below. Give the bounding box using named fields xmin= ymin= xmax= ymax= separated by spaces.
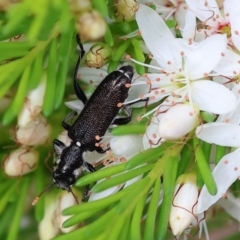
xmin=114 ymin=0 xmax=139 ymax=22
xmin=169 ymin=174 xmax=199 ymax=236
xmin=4 ymin=147 xmax=39 ymax=177
xmin=76 ymin=10 xmax=106 ymax=41
xmin=57 ymin=130 xmax=72 ymax=147
xmin=110 ymin=135 xmax=143 ymax=156
xmin=18 ymin=77 xmax=46 ymax=128
xmin=16 ymin=115 xmax=50 ymax=146
xmin=68 ymin=0 xmax=91 ymax=13
xmin=159 ymin=103 xmax=199 ymax=140
xmin=85 ymin=43 xmax=112 ymax=68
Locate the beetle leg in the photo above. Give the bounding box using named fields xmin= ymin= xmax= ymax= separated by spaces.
xmin=112 ymin=106 xmax=132 ymax=125
xmin=62 ymin=111 xmax=78 ymax=130
xmin=124 ymin=97 xmax=149 ymax=107
xmin=82 ymin=161 xmax=96 ymax=201
xmin=74 ymin=35 xmax=88 ymax=104
xmin=95 ymin=146 xmax=110 ymax=154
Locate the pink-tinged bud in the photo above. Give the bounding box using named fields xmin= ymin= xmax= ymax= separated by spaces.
xmin=114 ymin=0 xmax=139 ymax=22
xmin=18 ymin=77 xmax=46 ymax=128
xmin=57 ymin=130 xmax=72 ymax=147
xmin=76 ymin=10 xmax=106 ymax=41
xmin=16 ymin=115 xmax=50 ymax=146
xmin=158 ymin=103 xmax=199 ymax=140
xmin=169 ymin=174 xmax=199 ymax=236
xmin=68 ymin=0 xmax=91 ymax=13
xmin=4 ymin=147 xmax=39 ymax=177
xmin=85 ymin=43 xmax=112 ymax=68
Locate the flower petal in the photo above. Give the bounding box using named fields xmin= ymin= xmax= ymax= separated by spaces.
xmin=186 ymin=34 xmax=227 ymax=79
xmin=185 ymin=0 xmax=224 ymax=27
xmin=224 ymin=0 xmax=240 ymax=51
xmin=77 ymin=66 xmax=108 ymax=85
xmin=217 ymin=84 xmax=240 ymax=124
xmin=213 ymin=49 xmax=240 ymax=77
xmin=218 ymin=192 xmax=240 ymax=222
xmin=197 ymin=148 xmax=240 ymax=214
xmin=196 ymin=122 xmax=240 ymax=147
xmin=191 ymin=80 xmax=237 ymax=114
xmin=65 ymin=100 xmax=84 ymax=113
xmin=136 ymin=4 xmax=179 ymax=70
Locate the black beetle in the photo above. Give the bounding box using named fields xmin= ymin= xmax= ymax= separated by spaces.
xmin=32 ymin=38 xmax=136 ymax=204
xmin=52 ymin=65 xmax=134 ymax=194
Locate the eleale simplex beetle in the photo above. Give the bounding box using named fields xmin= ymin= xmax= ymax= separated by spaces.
xmin=32 ymin=38 xmax=137 ymax=205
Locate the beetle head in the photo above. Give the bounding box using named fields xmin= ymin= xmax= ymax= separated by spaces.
xmin=118 ymin=65 xmax=134 ymax=80
xmin=53 ymin=139 xmax=84 ymax=190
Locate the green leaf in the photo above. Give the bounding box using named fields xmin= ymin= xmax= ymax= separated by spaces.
xmin=2 ymin=64 xmax=31 ymax=125
xmin=92 ymin=0 xmax=108 ymax=16
xmin=54 ymin=20 xmax=75 ymax=109
xmin=126 ymin=142 xmax=173 ymax=170
xmin=7 ymin=178 xmax=29 ymax=240
xmin=62 ymin=190 xmax=126 ymax=216
xmin=43 ymin=38 xmax=58 ymax=116
xmin=76 ymin=162 xmax=127 ymax=187
xmin=144 ymin=177 xmax=161 ymax=240
xmin=130 ymin=192 xmax=147 ymax=239
xmin=92 ymin=164 xmax=154 ymax=193
xmin=28 ymin=51 xmax=44 ymax=90
xmin=62 ymin=207 xmax=103 ymax=228
xmin=111 ymin=124 xmax=146 ymax=135
xmin=157 ymin=156 xmax=178 ymax=240
xmin=193 ymin=137 xmax=217 ymax=195
xmin=112 ymin=40 xmax=131 ymax=62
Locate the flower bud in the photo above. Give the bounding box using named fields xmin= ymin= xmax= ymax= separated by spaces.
xmin=85 ymin=43 xmax=112 ymax=68
xmin=68 ymin=0 xmax=91 ymax=13
xmin=110 ymin=135 xmax=143 ymax=156
xmin=169 ymin=174 xmax=199 ymax=236
xmin=114 ymin=0 xmax=139 ymax=22
xmin=16 ymin=115 xmax=51 ymax=146
xmin=57 ymin=130 xmax=72 ymax=147
xmin=53 ymin=192 xmax=80 ymax=233
xmin=39 ymin=191 xmax=80 ymax=239
xmin=4 ymin=147 xmax=39 ymax=177
xmin=76 ymin=10 xmax=106 ymax=41
xmin=158 ymin=103 xmax=199 ymax=140
xmin=18 ymin=77 xmax=46 ymax=128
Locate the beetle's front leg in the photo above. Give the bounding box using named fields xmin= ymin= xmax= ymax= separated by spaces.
xmin=112 ymin=106 xmax=132 ymax=125
xmin=82 ymin=161 xmax=96 ymax=201
xmin=62 ymin=111 xmax=78 ymax=130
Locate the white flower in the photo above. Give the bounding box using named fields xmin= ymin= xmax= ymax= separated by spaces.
xmin=185 ymin=0 xmax=240 ymax=50
xmin=196 ymin=84 xmax=240 ymax=213
xmin=169 ymin=174 xmax=201 ymax=236
xmin=4 ymin=147 xmax=39 ymax=177
xmin=135 ymin=4 xmax=237 ymax=149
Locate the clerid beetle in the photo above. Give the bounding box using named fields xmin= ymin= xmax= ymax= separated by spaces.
xmin=32 ymin=37 xmax=135 ymax=205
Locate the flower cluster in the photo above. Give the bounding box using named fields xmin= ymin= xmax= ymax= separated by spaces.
xmin=2 ymin=0 xmax=240 ymax=239
xmin=74 ymin=1 xmax=240 ymax=237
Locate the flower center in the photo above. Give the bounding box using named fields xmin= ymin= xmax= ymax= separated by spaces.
xmin=218 ymin=24 xmax=231 ymax=37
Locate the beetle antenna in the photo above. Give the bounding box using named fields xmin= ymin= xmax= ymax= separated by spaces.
xmin=69 ymin=187 xmax=79 ymax=204
xmin=32 ymin=183 xmax=55 ymax=205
